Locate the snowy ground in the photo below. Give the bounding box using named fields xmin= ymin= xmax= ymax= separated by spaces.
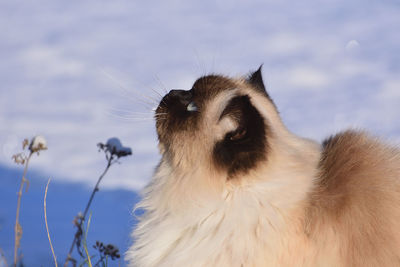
xmin=1 ymin=0 xmax=400 ymax=191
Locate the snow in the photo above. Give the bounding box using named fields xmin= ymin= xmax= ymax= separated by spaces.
xmin=105 ymin=137 xmax=132 ymax=157
xmin=29 ymin=135 xmax=47 ymax=152
xmin=106 ymin=137 xmax=123 ymax=151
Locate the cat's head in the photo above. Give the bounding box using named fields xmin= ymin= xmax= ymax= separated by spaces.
xmin=155 ymin=67 xmax=286 ymax=180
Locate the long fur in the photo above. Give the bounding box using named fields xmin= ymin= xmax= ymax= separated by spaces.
xmin=126 ymin=73 xmax=400 ymax=267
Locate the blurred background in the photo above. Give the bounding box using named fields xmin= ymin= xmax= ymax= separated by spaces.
xmin=1 ymin=0 xmax=399 ymax=266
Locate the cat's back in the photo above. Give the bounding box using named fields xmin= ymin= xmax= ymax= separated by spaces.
xmin=308 ymin=130 xmax=400 ymax=266
xmin=316 ymin=130 xmax=400 ymax=204
xmin=318 ymin=130 xmax=400 ymax=192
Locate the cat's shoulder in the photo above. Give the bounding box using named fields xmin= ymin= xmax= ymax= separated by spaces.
xmin=316 ymin=129 xmax=400 ymax=197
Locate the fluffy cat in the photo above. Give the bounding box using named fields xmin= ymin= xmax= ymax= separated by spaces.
xmin=126 ymin=67 xmax=400 ymax=267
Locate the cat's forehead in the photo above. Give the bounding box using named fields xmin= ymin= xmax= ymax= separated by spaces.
xmin=192 ymin=75 xmax=237 ymax=100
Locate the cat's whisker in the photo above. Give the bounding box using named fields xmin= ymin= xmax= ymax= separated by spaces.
xmin=153 ymin=74 xmax=169 ymax=94
xmin=148 ymin=85 xmax=165 ymax=100
xmin=104 ymin=108 xmax=163 ymax=122
xmin=106 ymin=107 xmax=168 ymax=118
xmin=107 ymin=114 xmax=161 ymax=122
xmin=99 ymin=68 xmax=160 ymax=107
xmin=109 ymin=109 xmax=167 ymax=118
xmin=109 ymin=114 xmax=165 ymax=121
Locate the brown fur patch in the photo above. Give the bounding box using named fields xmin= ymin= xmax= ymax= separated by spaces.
xmin=191 ymin=75 xmax=237 ymax=107
xmin=307 ymin=130 xmax=400 ymax=266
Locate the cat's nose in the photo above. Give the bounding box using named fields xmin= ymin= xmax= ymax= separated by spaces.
xmin=168 ymin=89 xmax=192 ymax=106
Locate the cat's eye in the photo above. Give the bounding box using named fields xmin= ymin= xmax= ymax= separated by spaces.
xmin=187 ymin=102 xmax=198 ymax=112
xmin=229 ymin=128 xmax=247 ymax=141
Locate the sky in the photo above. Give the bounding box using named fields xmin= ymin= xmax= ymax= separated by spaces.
xmin=1 ymin=0 xmax=400 ymax=192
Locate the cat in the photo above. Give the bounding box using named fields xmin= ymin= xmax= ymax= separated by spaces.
xmin=126 ymin=67 xmax=400 ymax=267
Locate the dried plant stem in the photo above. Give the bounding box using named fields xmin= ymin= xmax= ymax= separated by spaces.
xmin=64 ymin=158 xmax=113 ymax=267
xmin=44 ymin=179 xmax=58 ymax=267
xmin=13 ymin=151 xmax=33 ymax=267
xmin=83 ymin=214 xmax=93 ymax=267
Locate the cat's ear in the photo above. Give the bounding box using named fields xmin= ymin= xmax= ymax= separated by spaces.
xmin=247 ymin=65 xmax=268 ymax=96
xmin=214 ymin=95 xmax=267 ymax=176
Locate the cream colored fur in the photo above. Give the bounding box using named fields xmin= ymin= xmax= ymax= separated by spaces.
xmin=126 ymin=77 xmax=400 ymax=267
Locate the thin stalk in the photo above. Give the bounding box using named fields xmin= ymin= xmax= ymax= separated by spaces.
xmin=44 ymin=179 xmax=58 ymax=267
xmin=13 ymin=151 xmax=33 ymax=267
xmin=64 ymin=157 xmax=113 ymax=267
xmin=83 ymin=214 xmax=93 ymax=267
